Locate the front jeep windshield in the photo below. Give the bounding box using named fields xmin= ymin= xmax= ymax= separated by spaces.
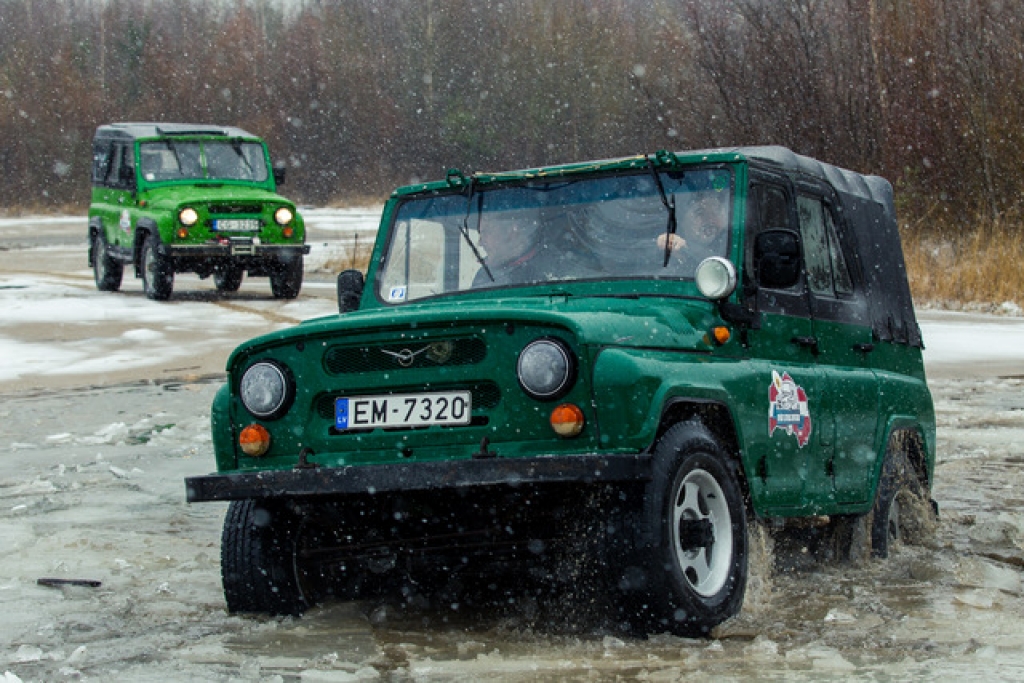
xmin=138 ymin=140 xmax=269 ymax=183
xmin=378 ymin=167 xmax=732 ymax=303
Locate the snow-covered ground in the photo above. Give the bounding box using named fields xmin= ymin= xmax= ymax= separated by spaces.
xmin=3 ymin=210 xmax=1024 ymax=681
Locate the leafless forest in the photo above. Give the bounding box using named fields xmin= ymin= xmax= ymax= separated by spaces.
xmin=1 ymin=0 xmax=1022 ymax=224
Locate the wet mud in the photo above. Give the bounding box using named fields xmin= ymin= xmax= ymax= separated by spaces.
xmin=3 ymin=216 xmax=1024 ymax=680
xmin=2 ymin=376 xmax=1024 ymax=681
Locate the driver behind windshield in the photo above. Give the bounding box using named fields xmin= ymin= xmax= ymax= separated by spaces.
xmin=659 ymin=189 xmax=730 ymax=268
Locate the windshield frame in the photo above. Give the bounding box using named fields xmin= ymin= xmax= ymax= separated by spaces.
xmin=374 ymin=165 xmax=735 ymax=306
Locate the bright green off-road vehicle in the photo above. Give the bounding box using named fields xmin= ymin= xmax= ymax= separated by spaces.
xmin=186 ymin=147 xmax=936 ymax=636
xmin=88 ymin=123 xmax=308 ymax=300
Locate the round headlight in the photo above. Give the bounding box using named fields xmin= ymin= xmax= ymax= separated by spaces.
xmin=695 ymin=256 xmax=737 ymax=300
xmin=517 ymin=339 xmax=575 ymax=400
xmin=179 ymin=207 xmax=199 ymax=227
xmin=239 ymin=361 xmax=294 ymax=419
xmin=274 ymin=207 xmax=294 ymax=226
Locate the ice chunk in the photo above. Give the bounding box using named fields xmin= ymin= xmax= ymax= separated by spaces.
xmin=13 ymin=645 xmax=42 ymax=663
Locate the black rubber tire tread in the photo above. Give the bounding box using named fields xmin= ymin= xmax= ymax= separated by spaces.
xmin=141 ymin=233 xmax=173 ymax=301
xmin=221 ymin=499 xmax=309 ymax=616
xmin=626 ymin=421 xmax=748 ymax=636
xmin=214 ymin=264 xmax=244 ymax=292
xmin=92 ymin=232 xmax=123 ymax=292
xmin=869 ymin=438 xmax=931 ymax=559
xmin=270 ymin=257 xmax=303 ymax=299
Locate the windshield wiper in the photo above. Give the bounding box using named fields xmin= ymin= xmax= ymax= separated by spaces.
xmin=648 ymin=159 xmax=678 ymax=267
xmin=231 ymin=140 xmax=255 ymax=178
xmin=459 ymin=178 xmax=494 ymax=282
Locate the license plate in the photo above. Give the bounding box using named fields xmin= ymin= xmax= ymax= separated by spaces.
xmin=214 ymin=218 xmax=260 ymax=231
xmin=335 ymin=391 xmax=472 ymax=430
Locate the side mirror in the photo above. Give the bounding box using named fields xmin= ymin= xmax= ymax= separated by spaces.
xmin=272 ymin=164 xmax=287 ymax=186
xmin=337 ymin=269 xmax=365 ymax=313
xmin=754 ymin=228 xmax=801 ymax=290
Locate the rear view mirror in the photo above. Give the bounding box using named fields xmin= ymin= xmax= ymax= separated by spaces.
xmin=754 ymin=228 xmax=801 ymax=290
xmin=337 ymin=269 xmax=364 ymax=313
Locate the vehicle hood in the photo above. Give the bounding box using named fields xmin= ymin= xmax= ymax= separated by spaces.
xmin=227 ymin=294 xmax=719 ymax=367
xmin=140 ymin=185 xmax=294 ymax=208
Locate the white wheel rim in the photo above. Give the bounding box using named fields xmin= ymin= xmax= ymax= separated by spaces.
xmin=672 ymin=467 xmax=733 ymax=597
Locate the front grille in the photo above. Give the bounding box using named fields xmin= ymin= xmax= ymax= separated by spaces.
xmin=208 ymin=203 xmax=262 ymax=215
xmin=314 ymin=382 xmax=501 ymax=421
xmin=324 ymin=337 xmax=486 ymax=375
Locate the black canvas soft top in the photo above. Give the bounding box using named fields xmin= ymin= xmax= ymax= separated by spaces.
xmin=737 ymin=146 xmax=922 ymax=348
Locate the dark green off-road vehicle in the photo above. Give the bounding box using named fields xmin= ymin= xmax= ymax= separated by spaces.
xmin=186 ymin=147 xmax=936 ymax=635
xmin=88 ymin=123 xmax=308 ymax=300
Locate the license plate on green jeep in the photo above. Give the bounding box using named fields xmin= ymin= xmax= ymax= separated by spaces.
xmin=213 ymin=219 xmax=260 ymax=231
xmin=335 ymin=391 xmax=471 ymax=430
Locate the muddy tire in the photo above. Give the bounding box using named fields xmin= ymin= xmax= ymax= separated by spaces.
xmin=270 ymin=257 xmax=303 ymax=299
xmin=92 ymin=232 xmax=123 ymax=292
xmin=869 ymin=440 xmax=932 ymax=558
xmin=213 ymin=264 xmax=243 ymax=292
xmin=141 ymin=233 xmax=173 ymax=301
xmin=221 ymin=499 xmax=317 ymax=616
xmin=623 ymin=422 xmax=748 ymax=636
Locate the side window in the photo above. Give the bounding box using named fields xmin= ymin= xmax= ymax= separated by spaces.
xmin=827 ymin=208 xmax=854 ymax=295
xmin=92 ymin=142 xmax=112 ymax=185
xmin=105 ymin=143 xmax=135 ymax=189
xmin=761 ymin=186 xmax=791 ymax=229
xmin=797 ymin=194 xmax=853 ymax=298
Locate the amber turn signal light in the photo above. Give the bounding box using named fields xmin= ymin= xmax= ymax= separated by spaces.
xmin=176 ymin=227 xmax=189 ymax=239
xmin=282 ymin=226 xmax=294 ymax=238
xmin=239 ymin=424 xmax=271 ymax=457
xmin=712 ymin=326 xmax=731 ymax=345
xmin=550 ymin=403 xmax=585 ymax=437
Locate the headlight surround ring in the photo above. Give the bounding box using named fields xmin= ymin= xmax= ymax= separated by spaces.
xmin=517 ymin=338 xmax=576 ymax=401
xmin=239 ymin=360 xmax=295 ymax=420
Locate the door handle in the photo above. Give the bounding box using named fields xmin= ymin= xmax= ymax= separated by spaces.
xmin=853 ymin=343 xmax=875 ymax=353
xmin=791 ymin=335 xmax=819 ymax=355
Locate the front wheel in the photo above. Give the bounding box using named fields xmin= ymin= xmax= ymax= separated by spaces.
xmin=221 ymin=500 xmax=318 ymax=615
xmin=92 ymin=232 xmax=123 ymax=292
xmin=141 ymin=233 xmax=173 ymax=301
xmin=625 ymin=422 xmax=748 ymax=636
xmin=270 ymin=257 xmax=303 ymax=299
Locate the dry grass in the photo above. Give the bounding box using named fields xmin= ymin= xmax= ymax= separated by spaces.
xmin=320 ymin=232 xmax=374 ymax=274
xmin=902 ymin=209 xmax=1024 ymax=313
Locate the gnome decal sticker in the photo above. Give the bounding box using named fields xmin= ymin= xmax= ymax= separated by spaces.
xmin=769 ymin=370 xmax=812 ymax=448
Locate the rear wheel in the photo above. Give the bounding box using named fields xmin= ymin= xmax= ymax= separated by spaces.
xmin=213 ymin=264 xmax=243 ymax=292
xmin=624 ymin=422 xmax=748 ymax=636
xmin=869 ymin=439 xmax=933 ymax=558
xmin=92 ymin=232 xmax=123 ymax=292
xmin=141 ymin=233 xmax=173 ymax=301
xmin=270 ymin=257 xmax=303 ymax=299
